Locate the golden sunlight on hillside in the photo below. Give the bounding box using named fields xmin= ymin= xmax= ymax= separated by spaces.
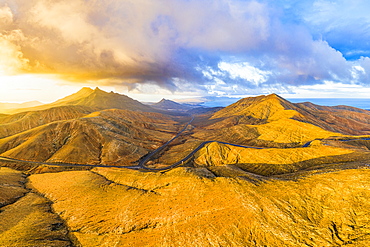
xmin=28 ymin=167 xmax=370 ymax=247
xmin=253 ymin=118 xmax=343 ymax=143
xmin=2 ymin=89 xmax=370 ymax=246
xmin=193 ymin=141 xmax=353 ymax=174
xmin=0 ymin=167 xmax=27 ymax=207
xmin=3 ymin=0 xmax=370 ymax=244
xmin=0 ymin=167 xmax=71 ymax=246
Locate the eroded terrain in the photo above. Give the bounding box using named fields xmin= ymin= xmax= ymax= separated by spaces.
xmin=25 ymin=167 xmax=370 ymax=246
xmin=2 ymin=90 xmax=370 ymax=246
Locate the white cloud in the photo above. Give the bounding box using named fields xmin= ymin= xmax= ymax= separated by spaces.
xmin=282 ymin=80 xmax=370 ymax=98
xmin=218 ymin=61 xmax=271 ymax=86
xmin=0 ymin=5 xmax=13 ymax=27
xmin=0 ymin=30 xmax=30 ymax=74
xmin=1 ymin=0 xmax=370 ymax=100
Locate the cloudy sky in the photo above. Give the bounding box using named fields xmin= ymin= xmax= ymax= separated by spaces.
xmin=1 ymin=0 xmax=370 ymax=103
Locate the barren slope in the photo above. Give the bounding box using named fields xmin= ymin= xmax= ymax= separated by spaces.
xmin=8 ymin=87 xmax=157 ymax=114
xmin=0 ymin=109 xmax=178 ymax=166
xmin=28 ymin=167 xmax=370 ymax=246
xmin=192 ymin=141 xmax=358 ymax=176
xmin=0 ymin=167 xmax=27 ymax=207
xmin=0 ymin=105 xmax=93 ymax=138
xmin=211 ymin=94 xmax=370 ymax=135
xmin=0 ymin=167 xmax=72 ymax=247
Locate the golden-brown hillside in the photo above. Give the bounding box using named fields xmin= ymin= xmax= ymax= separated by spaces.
xmin=0 ymin=105 xmax=94 ymax=138
xmin=212 ymin=93 xmax=370 ymax=135
xmin=1 ymin=90 xmax=370 ymax=171
xmin=0 ymin=108 xmax=178 ymax=166
xmin=25 ymin=166 xmax=370 ymax=246
xmin=0 ymin=101 xmax=43 ymax=114
xmin=0 ymin=88 xmax=185 ymax=166
xmin=2 ymin=90 xmax=370 ymax=246
xmin=0 ymin=167 xmax=72 ymax=246
xmin=6 ymin=87 xmax=157 ymax=114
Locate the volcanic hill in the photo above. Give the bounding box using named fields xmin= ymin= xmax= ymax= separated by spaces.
xmin=212 ymin=93 xmax=370 ymax=135
xmin=0 ymin=88 xmax=179 ymax=166
xmin=155 ymin=93 xmax=370 ymax=175
xmin=2 ymin=90 xmax=370 ymax=246
xmin=7 ymin=87 xmax=156 ymax=114
xmin=151 ymin=98 xmax=193 ymax=112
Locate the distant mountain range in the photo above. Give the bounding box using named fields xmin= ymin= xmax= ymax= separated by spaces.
xmin=150 ymin=98 xmax=195 ymax=112
xmin=0 ymin=101 xmax=43 ymax=114
xmin=0 ymin=88 xmax=180 ymax=165
xmin=4 ymin=87 xmax=156 ymax=114
xmin=3 ymin=87 xmax=370 ymax=247
xmin=1 ymin=87 xmax=370 ymax=167
xmin=149 ymin=98 xmax=221 ymax=115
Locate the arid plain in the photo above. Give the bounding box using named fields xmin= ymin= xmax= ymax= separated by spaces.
xmin=1 ymin=88 xmax=370 ymax=246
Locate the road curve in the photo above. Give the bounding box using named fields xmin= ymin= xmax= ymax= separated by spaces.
xmin=0 ymin=141 xmax=263 ymax=172
xmin=0 ymin=116 xmax=196 ymax=171
xmin=139 ymin=140 xmax=263 ymax=171
xmin=2 ymin=116 xmax=357 ymax=172
xmin=138 ymin=116 xmax=194 ymax=169
xmin=0 ymin=116 xmax=263 ymax=171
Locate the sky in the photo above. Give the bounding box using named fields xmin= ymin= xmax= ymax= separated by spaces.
xmin=1 ymin=0 xmax=370 ymax=103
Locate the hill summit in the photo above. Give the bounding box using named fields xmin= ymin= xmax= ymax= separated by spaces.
xmin=151 ymin=98 xmax=193 ymax=112
xmin=57 ymin=87 xmax=153 ymax=112
xmin=210 ymin=93 xmax=370 ymax=136
xmin=212 ymin=93 xmax=300 ymax=121
xmin=9 ymin=87 xmax=156 ymax=113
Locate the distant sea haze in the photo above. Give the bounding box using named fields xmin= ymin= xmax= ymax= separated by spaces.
xmin=203 ymin=97 xmax=370 ymax=110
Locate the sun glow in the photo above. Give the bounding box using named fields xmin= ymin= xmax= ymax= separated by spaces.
xmin=0 ymin=73 xmax=196 ymax=104
xmin=0 ymin=74 xmax=83 ymax=103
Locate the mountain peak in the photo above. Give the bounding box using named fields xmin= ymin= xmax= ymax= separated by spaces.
xmin=53 ymin=87 xmax=95 ymax=105
xmin=265 ymin=93 xmax=288 ymax=102
xmin=155 ymin=98 xmax=182 ymax=106
xmin=12 ymin=87 xmax=157 ymax=113
xmin=266 ymin=93 xmax=279 ymax=98
xmin=62 ymin=87 xmax=156 ymax=112
xmin=212 ymin=94 xmax=299 ymax=120
xmin=79 ymin=87 xmax=94 ymax=93
xmin=93 ymin=87 xmax=104 ymax=92
xmin=151 ymin=98 xmax=193 ymax=112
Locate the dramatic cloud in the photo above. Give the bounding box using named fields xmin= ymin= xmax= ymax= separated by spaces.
xmin=0 ymin=5 xmax=29 ymax=74
xmin=280 ymin=0 xmax=370 ymax=60
xmin=1 ymin=0 xmax=370 ymax=96
xmin=0 ymin=30 xmax=30 ymax=74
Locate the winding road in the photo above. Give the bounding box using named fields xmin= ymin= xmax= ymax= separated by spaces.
xmin=139 ymin=140 xmax=263 ymax=171
xmin=137 ymin=116 xmax=194 ymax=169
xmin=0 ymin=116 xmax=197 ymax=171
xmin=1 ymin=116 xmax=366 ymax=172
